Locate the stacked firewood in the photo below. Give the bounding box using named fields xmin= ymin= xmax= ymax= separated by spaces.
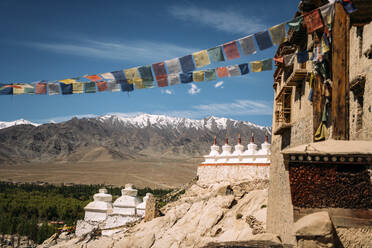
xmin=289 ymin=163 xmax=371 ymax=208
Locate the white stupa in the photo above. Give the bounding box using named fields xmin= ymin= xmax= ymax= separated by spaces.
xmin=84 ymin=188 xmax=113 ymax=222
xmin=219 ymin=136 xmax=232 ymax=162
xmin=204 ymin=137 xmax=221 ymax=163
xmin=112 ymin=184 xmax=141 ymax=216
xmin=136 ymin=193 xmax=153 ymax=217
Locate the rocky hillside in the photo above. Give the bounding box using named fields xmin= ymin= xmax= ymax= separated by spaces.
xmin=0 ymin=114 xmax=271 ymax=164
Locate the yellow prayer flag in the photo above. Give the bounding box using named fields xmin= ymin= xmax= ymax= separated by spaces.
xmin=59 ymin=79 xmax=77 ymax=84
xmin=269 ymin=23 xmax=286 ymax=45
xmin=193 ymin=71 xmax=205 ymax=82
xmin=13 ymin=84 xmax=24 ymax=95
xmin=124 ymin=68 xmax=140 ymax=84
xmin=321 ymin=37 xmax=330 ymax=54
xmin=193 ymin=50 xmax=211 ymax=68
xmin=134 ymin=78 xmax=144 ymax=89
xmin=72 ymin=82 xmax=84 ymax=94
xmin=250 ymin=61 xmax=263 ymax=72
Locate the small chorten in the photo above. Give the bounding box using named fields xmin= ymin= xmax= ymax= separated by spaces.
xmin=220 ymin=135 xmax=232 ymax=156
xmin=113 ymin=184 xmax=141 ymax=216
xmin=261 ymin=131 xmax=271 ymax=154
xmin=246 ymin=132 xmax=258 ymax=155
xmin=84 ymin=188 xmax=113 ymax=222
xmin=208 ymin=136 xmax=220 ymax=156
xmin=233 ymin=134 xmax=245 ymax=155
xmin=136 ymin=193 xmax=153 ymax=217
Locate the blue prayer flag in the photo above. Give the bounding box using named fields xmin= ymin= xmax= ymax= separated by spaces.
xmin=180 ymin=72 xmax=193 ymax=84
xmin=60 ymin=83 xmax=73 ymax=95
xmin=239 ymin=63 xmax=249 ymax=75
xmin=254 ymin=31 xmax=274 ymax=50
xmin=297 ymin=51 xmax=309 ymax=63
xmin=0 ymin=84 xmax=13 ymax=95
xmin=179 ymin=55 xmax=195 ymax=73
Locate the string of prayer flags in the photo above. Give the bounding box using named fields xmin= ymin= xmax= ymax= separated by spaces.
xmin=287 ymin=16 xmax=303 ymax=32
xmin=85 ymin=82 xmax=96 ymax=93
xmin=205 ymin=69 xmax=217 ymax=81
xmin=124 ymin=68 xmax=140 ymax=85
xmin=297 ymin=51 xmax=309 ymax=63
xmin=100 ymin=72 xmax=115 ymax=81
xmin=193 ymin=71 xmax=205 ymax=82
xmin=179 ymin=55 xmax=195 ymax=73
xmin=269 ymin=23 xmax=286 ymax=45
xmin=251 ymin=61 xmax=263 ymax=72
xmin=168 ymin=74 xmax=180 ymax=86
xmin=85 ymin=74 xmax=102 ymax=82
xmin=107 ymin=82 xmax=121 ymax=92
xmin=35 ymin=82 xmax=47 ymax=95
xmin=165 ymin=58 xmax=182 ymax=74
xmin=223 ymin=41 xmax=240 ymax=60
xmin=48 ymin=83 xmax=60 ymax=95
xmin=216 ymin=67 xmax=229 ymax=78
xmin=262 ymin=58 xmax=273 ymax=71
xmin=254 ymin=31 xmax=273 ymax=50
xmin=239 ymin=63 xmax=249 ymax=75
xmin=303 ymin=9 xmax=323 ymax=34
xmin=238 ymin=35 xmax=256 ymax=55
xmin=72 ymin=82 xmax=84 ymax=94
xmin=207 ymin=46 xmax=225 ymax=62
xmin=96 ymin=81 xmax=108 ymax=92
xmin=180 ymin=72 xmax=193 ymax=84
xmin=227 ymin=65 xmax=241 ymax=77
xmin=60 ymin=83 xmax=73 ymax=95
xmin=193 ymin=50 xmax=211 ymax=68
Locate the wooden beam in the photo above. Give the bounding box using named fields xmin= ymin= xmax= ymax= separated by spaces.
xmin=332 ymin=2 xmax=350 ymax=140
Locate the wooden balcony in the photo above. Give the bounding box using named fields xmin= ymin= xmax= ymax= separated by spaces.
xmin=285 ymin=68 xmax=308 ymax=86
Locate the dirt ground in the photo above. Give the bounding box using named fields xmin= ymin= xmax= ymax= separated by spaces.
xmin=0 ymin=158 xmax=201 ymax=189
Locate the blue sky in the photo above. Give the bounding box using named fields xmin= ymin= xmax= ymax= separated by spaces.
xmin=0 ymin=0 xmax=298 ymax=126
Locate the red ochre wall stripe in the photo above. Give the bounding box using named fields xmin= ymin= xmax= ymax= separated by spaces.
xmin=199 ymin=163 xmax=270 ymax=167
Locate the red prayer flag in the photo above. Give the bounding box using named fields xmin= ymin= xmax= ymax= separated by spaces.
xmin=96 ymin=81 xmax=108 ymax=92
xmin=303 ymin=9 xmax=324 ymax=34
xmin=85 ymin=74 xmax=103 ymax=82
xmin=216 ymin=67 xmax=229 ymax=78
xmin=35 ymin=82 xmax=47 ymax=94
xmin=274 ymin=57 xmax=284 ymax=63
xmin=222 ymin=41 xmax=240 ymax=60
xmin=157 ymin=75 xmax=168 ymax=87
xmin=152 ymin=62 xmax=167 ymax=80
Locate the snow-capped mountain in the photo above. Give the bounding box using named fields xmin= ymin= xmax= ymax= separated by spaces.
xmin=0 ymin=119 xmax=39 ymax=130
xmin=0 ymin=114 xmax=271 ymax=164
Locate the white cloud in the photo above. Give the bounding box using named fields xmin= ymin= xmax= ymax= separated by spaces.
xmin=161 ymin=89 xmax=174 ymax=95
xmin=168 ymin=5 xmax=266 ymax=34
xmin=214 ymin=81 xmax=224 ymax=88
xmin=23 ymin=39 xmax=197 ymax=63
xmin=188 ymin=83 xmax=201 ymax=95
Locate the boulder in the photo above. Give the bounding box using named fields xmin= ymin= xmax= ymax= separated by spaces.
xmin=294 ymin=211 xmax=332 ymax=236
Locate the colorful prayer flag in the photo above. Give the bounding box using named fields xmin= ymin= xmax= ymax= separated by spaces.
xmin=152 ymin=62 xmax=167 ymax=80
xmin=168 ymin=74 xmax=180 ymax=86
xmin=238 ymin=35 xmax=256 ymax=55
xmin=48 ymin=83 xmax=60 ymax=95
xmin=107 ymin=82 xmax=121 ymax=92
xmin=60 ymin=83 xmax=73 ymax=95
xmin=111 ymin=70 xmax=127 ymax=83
xmin=250 ymin=61 xmax=263 ymax=72
xmin=205 ymin=69 xmax=217 ymax=81
xmin=303 ymin=9 xmax=324 ymax=34
xmin=193 ymin=50 xmax=211 ymax=68
xmin=216 ymin=67 xmax=229 ymax=78
xmin=254 ymin=31 xmax=273 ymax=50
xmin=85 ymin=75 xmax=102 ymax=82
xmin=124 ymin=68 xmax=140 ymax=84
xmin=138 ymin=65 xmax=154 ymax=82
xmin=165 ymin=58 xmax=181 ymax=74
xmin=227 ymin=65 xmax=241 ymax=77
xmin=179 ymin=55 xmax=195 ymax=73
xmin=180 ymin=72 xmax=193 ymax=84
xmin=340 ymin=0 xmax=357 ymax=14
xmin=72 ymin=82 xmax=84 ymax=94
xmin=269 ymin=23 xmax=286 ymax=45
xmin=320 ymin=3 xmax=334 ymax=25
xmin=143 ymin=80 xmax=154 ymax=88
xmin=100 ymin=72 xmax=115 ymax=81
xmin=222 ymin=41 xmax=240 ymax=60
xmin=96 ymin=81 xmax=108 ymax=92
xmin=23 ymin=84 xmax=35 ymax=94
xmin=156 ymin=75 xmax=168 ymax=88
xmin=13 ymin=84 xmax=25 ymax=95
xmin=112 ymin=70 xmax=132 ymax=91
xmin=134 ymin=78 xmax=144 ymax=89
xmin=207 ymin=46 xmax=225 ymax=62
xmin=193 ymin=71 xmax=205 ymax=82
xmin=85 ymin=82 xmax=96 ymax=93
xmin=0 ymin=84 xmax=13 ymax=95
xmin=120 ymin=82 xmax=134 ymax=92
xmin=262 ymin=58 xmax=273 ymax=71
xmin=321 ymin=33 xmax=330 ymax=54
xmin=239 ymin=63 xmax=249 ymax=75
xmin=287 ymin=16 xmax=303 ymax=32
xmin=35 ymin=82 xmax=47 ymax=95
xmin=59 ymin=79 xmax=76 ymax=84
xmin=274 ymin=57 xmax=284 ymax=63
xmin=297 ymin=51 xmax=309 ymax=63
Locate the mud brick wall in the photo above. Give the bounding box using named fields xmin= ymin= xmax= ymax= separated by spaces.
xmin=289 ymin=163 xmax=372 ymax=208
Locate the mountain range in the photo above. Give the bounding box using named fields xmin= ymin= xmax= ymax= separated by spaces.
xmin=0 ymin=114 xmax=271 ymax=165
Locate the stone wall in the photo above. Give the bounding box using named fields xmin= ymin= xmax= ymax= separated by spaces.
xmin=349 ymin=21 xmax=372 ymax=140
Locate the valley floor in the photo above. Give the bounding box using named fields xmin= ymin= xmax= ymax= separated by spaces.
xmin=0 ymin=158 xmax=200 ymax=188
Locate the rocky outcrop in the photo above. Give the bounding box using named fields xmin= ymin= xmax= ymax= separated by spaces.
xmin=0 ymin=234 xmax=36 ymax=248
xmin=44 ymin=180 xmax=279 ymax=248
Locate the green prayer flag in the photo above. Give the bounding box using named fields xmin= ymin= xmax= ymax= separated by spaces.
xmin=207 ymin=46 xmax=225 ymax=62
xmin=287 ymin=16 xmax=303 ymax=32
xmin=262 ymin=58 xmax=273 ymax=71
xmin=138 ymin=65 xmax=154 ymax=81
xmin=85 ymin=82 xmax=96 ymax=93
xmin=143 ymin=80 xmax=154 ymax=88
xmin=205 ymin=69 xmax=217 ymax=81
